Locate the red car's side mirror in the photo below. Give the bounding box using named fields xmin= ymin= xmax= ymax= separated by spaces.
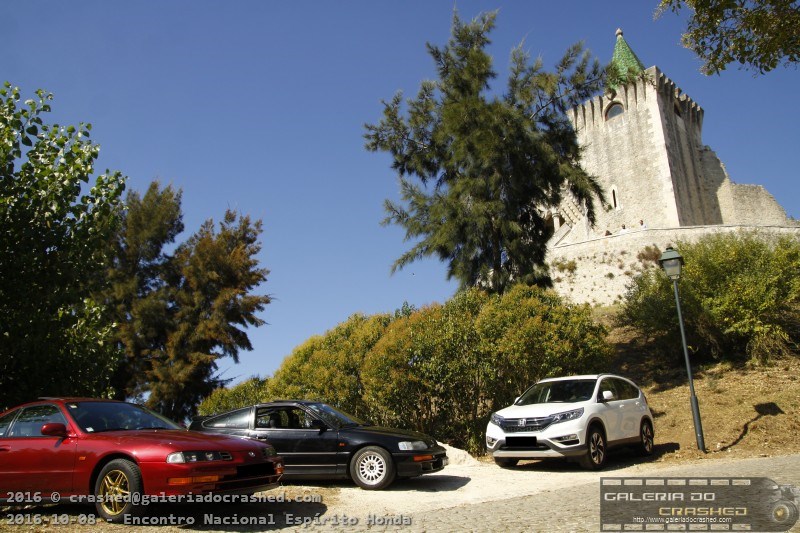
xmin=41 ymin=423 xmax=68 ymax=438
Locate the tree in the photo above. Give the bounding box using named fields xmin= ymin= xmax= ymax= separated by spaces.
xmin=147 ymin=210 xmax=271 ymax=421
xmin=658 ymin=0 xmax=800 ymax=74
xmin=365 ymin=11 xmax=606 ymax=293
xmin=100 ymin=183 xmax=271 ymax=420
xmin=0 ymin=83 xmax=126 ymax=408
xmin=102 ymin=182 xmax=184 ymax=399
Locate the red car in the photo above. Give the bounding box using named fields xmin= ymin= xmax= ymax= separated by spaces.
xmin=0 ymin=398 xmax=284 ymax=521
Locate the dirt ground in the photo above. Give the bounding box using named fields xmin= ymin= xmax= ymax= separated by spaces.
xmin=605 ymin=323 xmax=800 ymax=464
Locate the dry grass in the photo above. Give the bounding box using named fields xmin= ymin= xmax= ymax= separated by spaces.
xmin=607 ymin=321 xmax=800 ymax=463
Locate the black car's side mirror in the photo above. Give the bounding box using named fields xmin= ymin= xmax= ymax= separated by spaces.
xmin=310 ymin=419 xmax=327 ymax=432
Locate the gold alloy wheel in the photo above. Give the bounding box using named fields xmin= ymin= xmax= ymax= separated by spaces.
xmin=98 ymin=469 xmax=131 ymax=517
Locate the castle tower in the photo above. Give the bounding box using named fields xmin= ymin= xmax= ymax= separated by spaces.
xmin=553 ymin=30 xmax=790 ymax=246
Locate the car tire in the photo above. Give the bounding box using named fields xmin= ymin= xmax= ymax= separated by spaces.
xmin=94 ymin=458 xmax=143 ymax=522
xmin=493 ymin=457 xmax=519 ymax=468
xmin=580 ymin=425 xmax=607 ymax=470
xmin=639 ymin=419 xmax=655 ymax=456
xmin=350 ymin=446 xmax=395 ymax=490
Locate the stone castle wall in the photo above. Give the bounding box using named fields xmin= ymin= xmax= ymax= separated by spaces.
xmin=563 ymin=67 xmax=791 ymax=243
xmin=550 ymin=63 xmax=796 ymax=306
xmin=568 ymin=68 xmax=678 ymax=240
xmin=548 ymin=225 xmax=800 ymax=306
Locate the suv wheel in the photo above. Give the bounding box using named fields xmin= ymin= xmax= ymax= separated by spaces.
xmin=639 ymin=420 xmax=654 ymax=456
xmin=494 ymin=457 xmax=518 ymax=468
xmin=580 ymin=426 xmax=606 ymax=470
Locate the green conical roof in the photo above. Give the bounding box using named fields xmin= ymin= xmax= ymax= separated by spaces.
xmin=608 ymin=29 xmax=645 ymax=90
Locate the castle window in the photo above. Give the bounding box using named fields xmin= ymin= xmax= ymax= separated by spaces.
xmin=605 ymin=103 xmax=624 ymax=120
xmin=611 ymin=186 xmax=620 ymax=210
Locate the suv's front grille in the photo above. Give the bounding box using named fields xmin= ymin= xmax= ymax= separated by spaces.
xmin=501 ymin=417 xmax=552 ymax=433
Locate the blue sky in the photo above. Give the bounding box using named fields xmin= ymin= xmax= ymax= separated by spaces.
xmin=5 ymin=1 xmax=798 ymax=385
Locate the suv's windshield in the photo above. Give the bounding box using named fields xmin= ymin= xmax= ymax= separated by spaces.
xmin=65 ymin=401 xmax=181 ymax=433
xmin=515 ymin=379 xmax=597 ymax=406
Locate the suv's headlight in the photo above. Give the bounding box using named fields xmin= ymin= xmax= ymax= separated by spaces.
xmin=490 ymin=413 xmax=504 ymax=427
xmin=551 ymin=408 xmax=584 ymax=424
xmin=398 ymin=440 xmax=427 ymax=451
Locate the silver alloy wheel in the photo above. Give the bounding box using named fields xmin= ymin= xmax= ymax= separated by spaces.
xmin=641 ymin=421 xmax=654 ymax=454
xmin=589 ymin=431 xmax=605 ymax=465
xmin=356 ymin=450 xmax=387 ymax=485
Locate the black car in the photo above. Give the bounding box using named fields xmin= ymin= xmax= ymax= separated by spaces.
xmin=189 ymin=400 xmax=448 ymax=490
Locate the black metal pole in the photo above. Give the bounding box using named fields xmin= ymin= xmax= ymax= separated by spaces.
xmin=672 ymin=279 xmax=706 ymax=453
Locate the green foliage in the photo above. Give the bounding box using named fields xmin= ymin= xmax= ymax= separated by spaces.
xmin=363 ymin=287 xmax=610 ymax=454
xmin=552 ymin=259 xmax=578 ymax=274
xmin=100 ymin=183 xmax=271 ymax=421
xmin=198 ymin=377 xmax=269 ymax=416
xmin=146 ymin=210 xmax=270 ymax=420
xmin=658 ymin=0 xmax=800 ymax=75
xmin=365 ymin=12 xmax=606 ymax=293
xmin=103 ymin=182 xmax=185 ymax=398
xmin=0 ymin=83 xmax=125 ymax=408
xmin=363 ymin=290 xmax=490 ymax=452
xmin=620 ymin=232 xmax=800 ymax=363
xmin=267 ymin=313 xmax=394 ymax=420
xmin=207 ymin=286 xmax=610 ymax=454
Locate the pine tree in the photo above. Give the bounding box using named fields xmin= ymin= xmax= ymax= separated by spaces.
xmin=147 ymin=210 xmax=270 ymax=420
xmin=365 ymin=11 xmax=606 ymax=293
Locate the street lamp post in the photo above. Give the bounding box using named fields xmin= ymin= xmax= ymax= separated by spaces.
xmin=658 ymin=246 xmax=706 ymax=453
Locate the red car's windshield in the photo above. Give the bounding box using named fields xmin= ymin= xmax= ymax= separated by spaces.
xmin=65 ymin=401 xmax=181 ymax=433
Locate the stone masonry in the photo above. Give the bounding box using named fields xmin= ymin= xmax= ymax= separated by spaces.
xmin=547 ymin=31 xmax=799 ymax=306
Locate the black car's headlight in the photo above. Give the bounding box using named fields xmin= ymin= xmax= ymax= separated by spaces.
xmin=166 ymin=451 xmax=231 ymax=463
xmin=551 ymin=408 xmax=584 ymax=424
xmin=490 ymin=413 xmax=504 ymax=427
xmin=398 ymin=440 xmax=428 ymax=451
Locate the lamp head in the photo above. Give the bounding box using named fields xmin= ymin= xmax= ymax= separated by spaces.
xmin=659 ymin=246 xmax=684 ymax=280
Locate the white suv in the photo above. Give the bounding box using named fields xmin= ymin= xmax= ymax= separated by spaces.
xmin=485 ymin=374 xmax=654 ymax=469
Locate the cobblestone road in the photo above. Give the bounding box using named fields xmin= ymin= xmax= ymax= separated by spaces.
xmin=403 ymin=455 xmax=800 ymax=533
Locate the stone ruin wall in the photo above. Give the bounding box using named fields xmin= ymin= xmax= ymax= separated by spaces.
xmin=548 ymin=225 xmax=800 ymax=307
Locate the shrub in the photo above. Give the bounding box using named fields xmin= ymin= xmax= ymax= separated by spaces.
xmin=619 ymin=232 xmax=800 ymax=363
xmin=198 ymin=377 xmax=269 ymax=415
xmin=267 ymin=313 xmax=394 ymax=420
xmin=363 ymin=286 xmax=611 ymax=454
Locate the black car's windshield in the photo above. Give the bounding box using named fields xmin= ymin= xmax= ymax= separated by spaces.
xmin=306 ymin=403 xmax=368 ymax=429
xmin=65 ymin=401 xmax=181 ymax=433
xmin=515 ymin=379 xmax=597 ymax=406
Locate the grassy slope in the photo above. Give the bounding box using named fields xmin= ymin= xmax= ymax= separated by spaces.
xmin=608 ymin=320 xmax=800 ymax=463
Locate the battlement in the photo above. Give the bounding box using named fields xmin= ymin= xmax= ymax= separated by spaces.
xmin=569 ymin=67 xmax=704 ymax=132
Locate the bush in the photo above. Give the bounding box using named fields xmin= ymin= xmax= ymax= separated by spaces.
xmin=266 ymin=313 xmax=394 ymax=420
xmin=198 ymin=377 xmax=269 ymax=416
xmin=199 ymin=287 xmax=612 ymax=455
xmin=363 ymin=286 xmax=611 ymax=454
xmin=619 ymin=232 xmax=800 ymax=363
